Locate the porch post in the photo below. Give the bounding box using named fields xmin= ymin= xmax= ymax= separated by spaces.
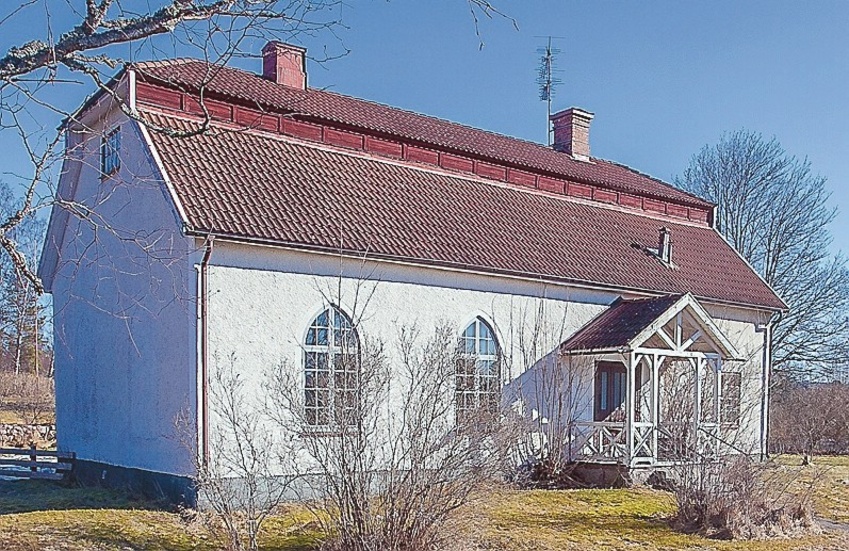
xmin=693 ymin=357 xmax=703 ymax=454
xmin=651 ymin=354 xmax=660 ymax=463
xmin=626 ymin=351 xmax=636 ymax=466
xmin=651 ymin=354 xmax=660 ymax=462
xmin=714 ymin=358 xmax=722 ymax=425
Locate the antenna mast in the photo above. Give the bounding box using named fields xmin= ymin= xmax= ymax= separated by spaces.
xmin=536 ymin=36 xmax=562 ymax=146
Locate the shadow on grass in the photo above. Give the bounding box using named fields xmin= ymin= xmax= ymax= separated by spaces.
xmin=0 ymin=479 xmax=165 ymax=515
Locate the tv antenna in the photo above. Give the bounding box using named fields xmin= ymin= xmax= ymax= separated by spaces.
xmin=536 ymin=36 xmax=564 ymax=146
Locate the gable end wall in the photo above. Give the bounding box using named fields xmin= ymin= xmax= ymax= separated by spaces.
xmin=50 ymin=106 xmax=199 ymax=476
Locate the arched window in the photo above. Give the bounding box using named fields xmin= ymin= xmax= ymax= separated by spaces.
xmin=304 ymin=307 xmax=359 ymax=427
xmin=456 ymin=317 xmax=501 ymax=423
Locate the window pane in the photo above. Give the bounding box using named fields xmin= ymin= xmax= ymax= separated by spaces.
xmin=317 ymin=389 xmax=331 ymax=407
xmin=477 ymin=359 xmax=497 ymax=377
xmin=101 ymin=128 xmax=121 ymax=175
xmin=600 ymin=371 xmax=608 ymax=411
xmin=303 ymin=307 xmax=360 ymax=429
xmin=456 ymin=318 xmax=501 ymax=424
xmin=316 ymin=370 xmax=330 ymax=388
xmin=316 ymin=310 xmax=329 ymax=327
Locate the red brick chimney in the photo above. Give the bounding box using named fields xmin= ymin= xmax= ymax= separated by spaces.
xmin=551 ymin=107 xmax=594 ymax=161
xmin=262 ymin=42 xmax=307 ymax=89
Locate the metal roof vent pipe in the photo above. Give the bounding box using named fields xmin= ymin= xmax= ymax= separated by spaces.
xmin=659 ymin=226 xmax=672 ymax=265
xmin=262 ymin=41 xmax=307 ymax=89
xmin=551 ymin=107 xmax=594 ymax=161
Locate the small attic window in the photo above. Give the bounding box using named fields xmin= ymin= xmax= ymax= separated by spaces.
xmin=100 ymin=127 xmax=121 ymax=177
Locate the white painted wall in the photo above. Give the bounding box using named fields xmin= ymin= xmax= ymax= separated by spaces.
xmin=204 ymin=240 xmax=770 ymax=469
xmin=49 ymin=104 xmax=198 ymax=476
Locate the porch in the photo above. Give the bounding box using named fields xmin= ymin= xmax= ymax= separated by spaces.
xmin=559 ymin=294 xmax=743 ymax=469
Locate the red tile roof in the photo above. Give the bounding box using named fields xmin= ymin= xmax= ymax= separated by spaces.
xmin=143 ymin=111 xmax=785 ymax=311
xmin=560 ymin=295 xmax=684 ymax=353
xmin=134 ymin=60 xmax=712 ymax=210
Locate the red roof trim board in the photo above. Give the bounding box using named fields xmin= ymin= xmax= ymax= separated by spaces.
xmin=129 ymin=61 xmax=714 ymax=221
xmin=135 ymin=79 xmax=712 ymax=223
xmin=138 ymin=106 xmax=786 ymax=312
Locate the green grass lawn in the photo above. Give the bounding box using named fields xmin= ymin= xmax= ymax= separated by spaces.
xmin=1 ymin=457 xmax=848 ymax=550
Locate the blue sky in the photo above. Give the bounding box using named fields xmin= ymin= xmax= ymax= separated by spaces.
xmin=295 ymin=0 xmax=848 ymax=256
xmin=1 ymin=1 xmax=847 ymax=256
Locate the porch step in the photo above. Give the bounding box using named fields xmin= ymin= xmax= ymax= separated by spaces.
xmin=570 ymin=462 xmax=631 ymax=488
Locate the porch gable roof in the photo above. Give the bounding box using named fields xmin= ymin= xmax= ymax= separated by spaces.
xmin=560 ymin=293 xmax=742 ymax=359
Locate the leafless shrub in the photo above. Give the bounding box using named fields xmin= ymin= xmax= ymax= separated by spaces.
xmin=0 ymin=371 xmax=54 ymax=425
xmin=511 ymin=353 xmax=594 ymax=486
xmin=267 ymin=323 xmax=515 ymax=551
xmin=180 ymin=353 xmax=299 ymax=551
xmin=673 ymin=456 xmax=818 ymax=540
xmin=661 ymin=360 xmax=820 ymax=541
xmin=503 ymin=300 xmax=594 ymax=486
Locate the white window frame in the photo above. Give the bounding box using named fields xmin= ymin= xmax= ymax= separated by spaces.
xmin=100 ymin=126 xmax=121 ymax=177
xmin=303 ymin=306 xmax=359 ymax=430
xmin=456 ymin=317 xmax=501 ymax=423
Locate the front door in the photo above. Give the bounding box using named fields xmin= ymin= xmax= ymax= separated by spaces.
xmin=594 ymin=361 xmax=627 ymax=421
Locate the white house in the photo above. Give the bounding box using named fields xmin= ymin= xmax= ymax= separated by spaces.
xmin=38 ymin=42 xmax=786 ymax=502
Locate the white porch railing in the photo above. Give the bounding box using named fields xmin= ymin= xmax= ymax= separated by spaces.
xmin=574 ymin=421 xmax=626 ymax=462
xmin=575 ymin=420 xmax=721 ymax=466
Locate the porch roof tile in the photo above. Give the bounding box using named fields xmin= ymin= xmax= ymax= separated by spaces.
xmin=560 ymin=294 xmax=684 ymax=353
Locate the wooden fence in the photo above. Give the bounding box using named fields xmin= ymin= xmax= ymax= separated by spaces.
xmin=0 ymin=446 xmax=75 ymax=480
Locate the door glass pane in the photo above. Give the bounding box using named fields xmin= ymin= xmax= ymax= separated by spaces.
xmin=600 ymin=371 xmax=608 ymax=411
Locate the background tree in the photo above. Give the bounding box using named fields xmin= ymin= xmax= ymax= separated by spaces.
xmin=770 ymin=380 xmax=849 ymax=463
xmin=676 ymin=130 xmax=849 ymax=379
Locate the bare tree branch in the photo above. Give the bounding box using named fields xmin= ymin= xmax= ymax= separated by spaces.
xmin=676 ymin=130 xmax=849 ymax=378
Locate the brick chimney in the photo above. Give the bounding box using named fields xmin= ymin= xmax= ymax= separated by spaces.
xmin=262 ymin=42 xmax=307 ymax=89
xmin=551 ymin=107 xmax=594 ymax=161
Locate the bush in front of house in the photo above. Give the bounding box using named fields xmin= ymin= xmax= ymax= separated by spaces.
xmin=672 ymin=456 xmax=818 ymax=540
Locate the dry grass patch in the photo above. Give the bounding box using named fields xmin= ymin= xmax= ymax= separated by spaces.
xmin=0 ymin=481 xmax=322 ymax=551
xmin=467 ymin=487 xmax=848 ymax=551
xmin=1 ymin=474 xmax=848 ymax=550
xmin=772 ymin=455 xmax=849 ymax=525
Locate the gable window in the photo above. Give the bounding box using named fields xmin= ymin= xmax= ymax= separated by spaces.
xmin=456 ymin=317 xmax=501 ymax=424
xmin=100 ymin=127 xmax=121 ymax=177
xmin=721 ymin=371 xmax=742 ymax=426
xmin=303 ymin=307 xmax=359 ymax=428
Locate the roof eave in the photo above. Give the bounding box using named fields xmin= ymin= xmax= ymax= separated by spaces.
xmin=183 ymin=228 xmax=787 ymax=314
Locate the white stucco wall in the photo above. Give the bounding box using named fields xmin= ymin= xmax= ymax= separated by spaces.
xmin=49 ymin=105 xmax=198 ymax=476
xmin=204 ymin=240 xmax=771 ymax=469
